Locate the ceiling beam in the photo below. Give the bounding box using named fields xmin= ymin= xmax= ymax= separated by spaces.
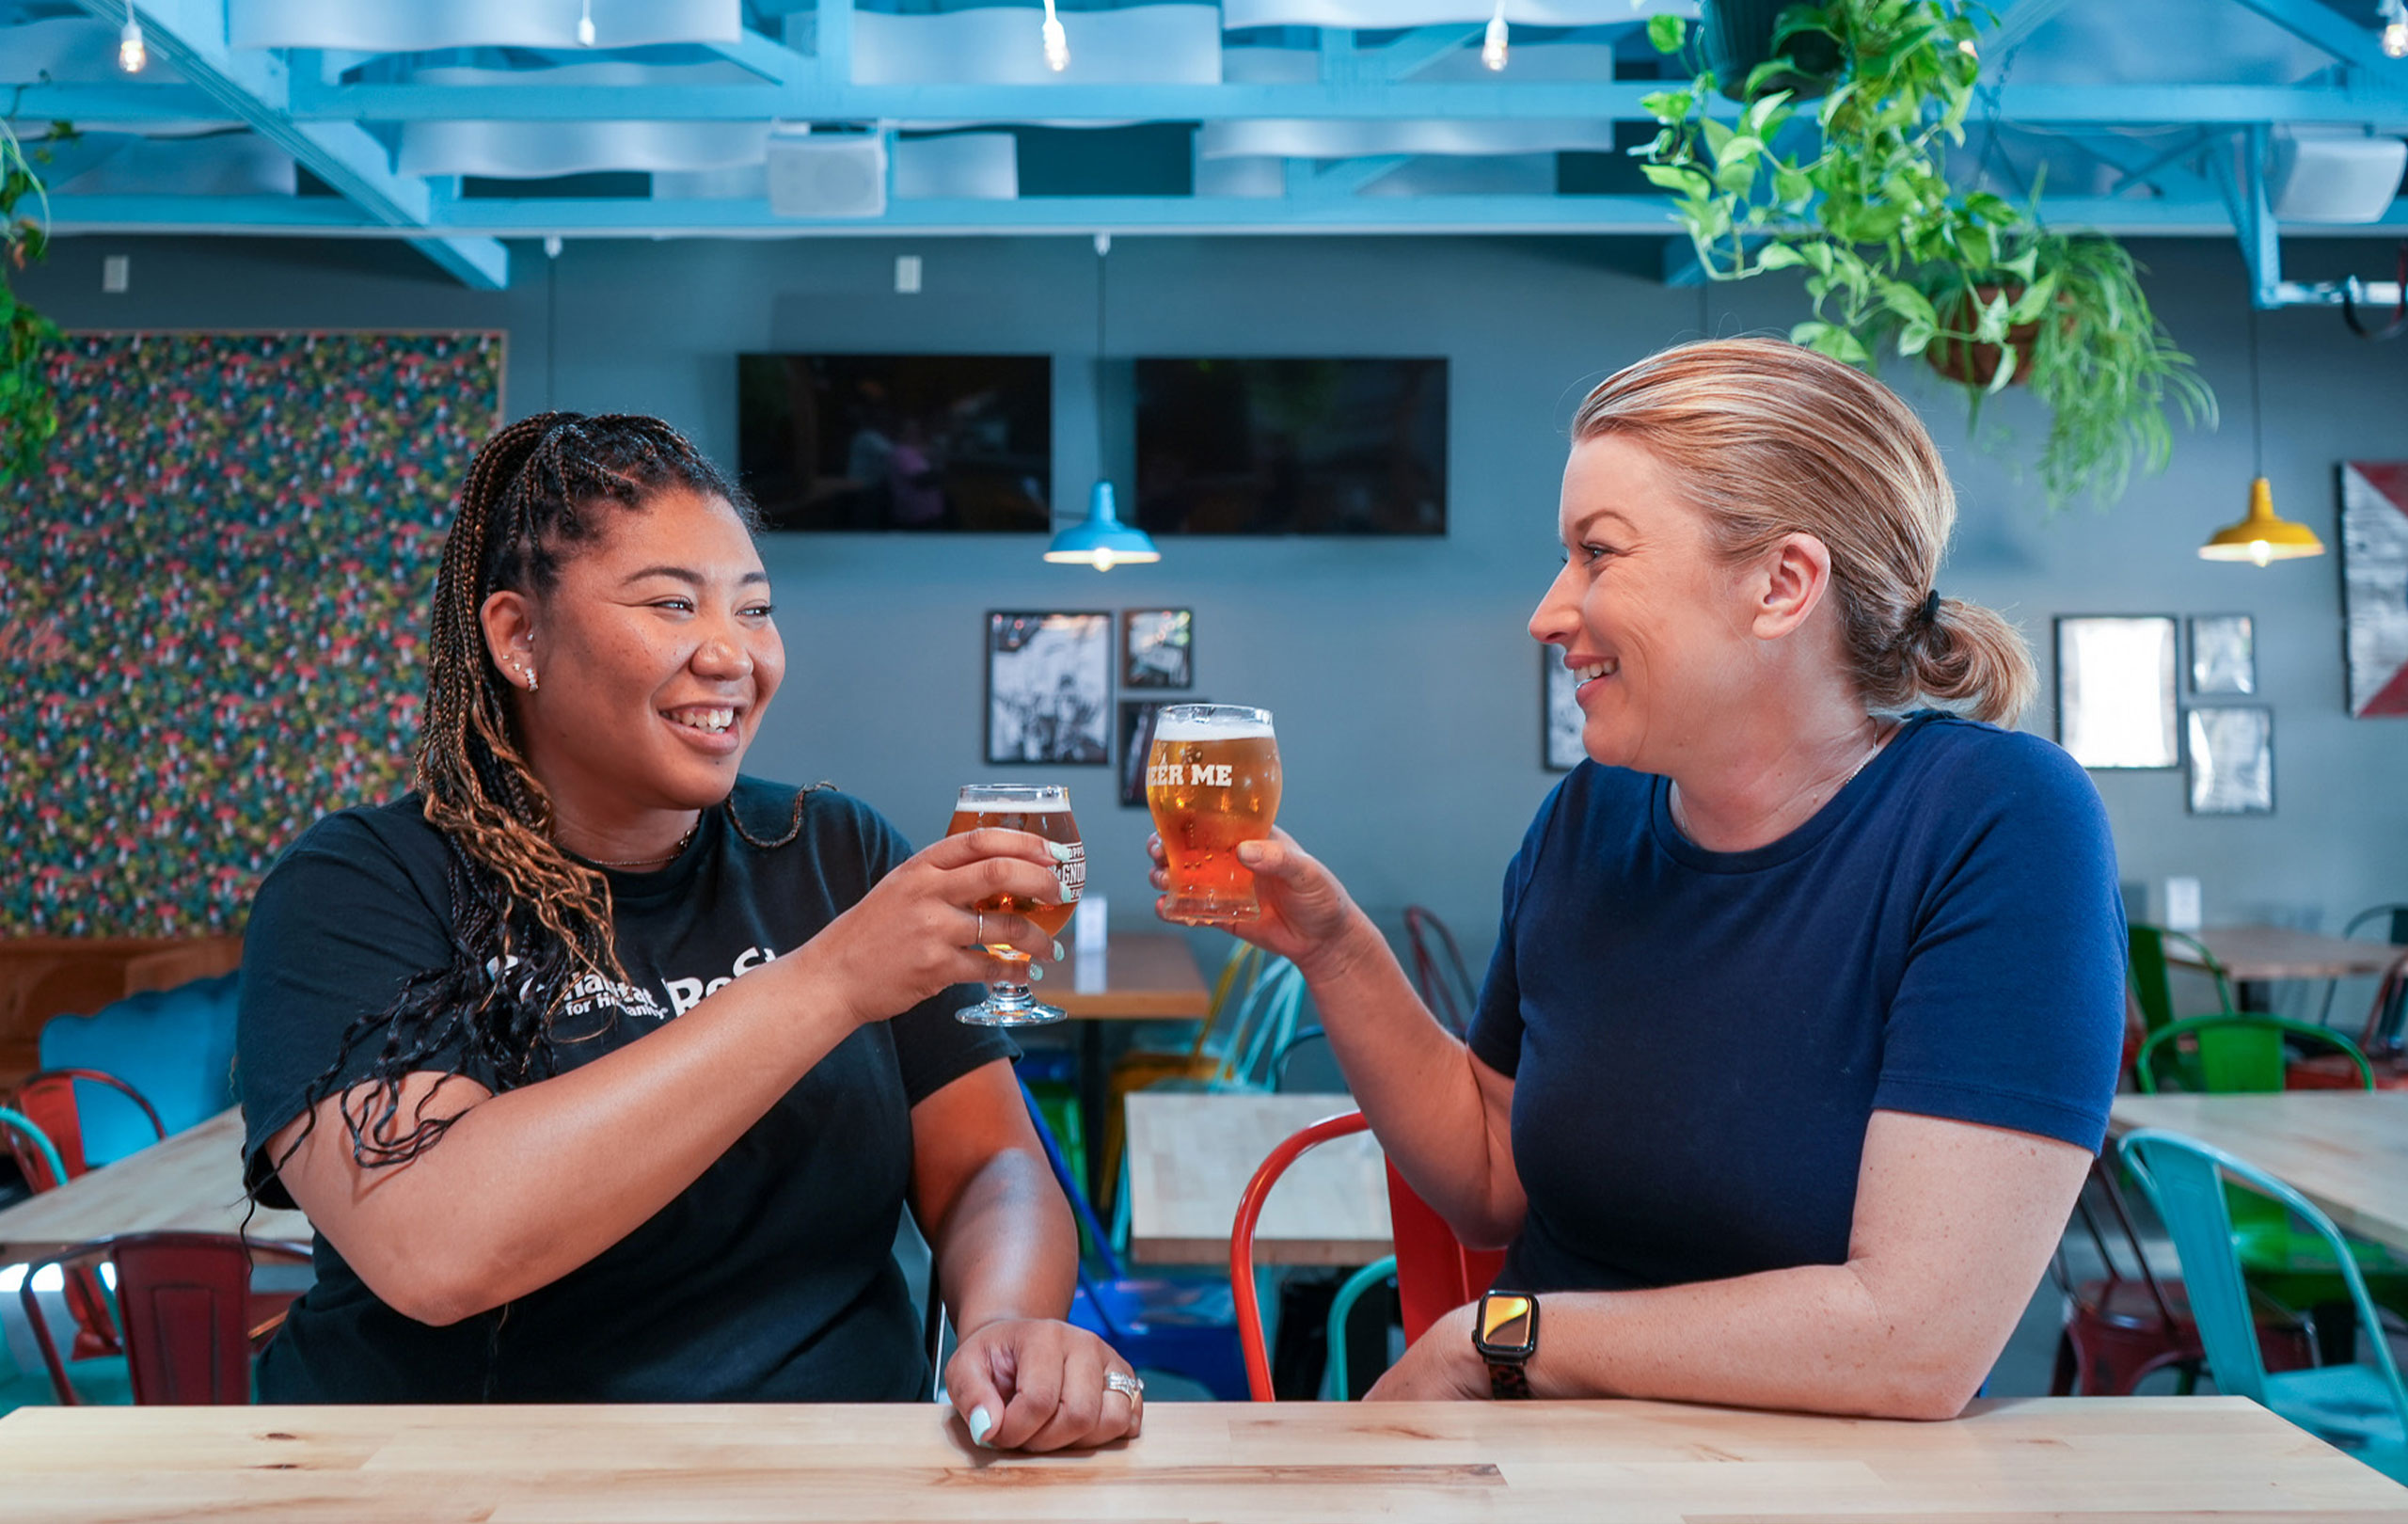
xmin=43 ymin=191 xmax=2408 ymax=239
xmin=2224 ymin=0 xmax=2399 ymax=73
xmin=66 ymin=0 xmax=506 ymax=289
xmin=1978 ymin=0 xmax=2074 ymax=56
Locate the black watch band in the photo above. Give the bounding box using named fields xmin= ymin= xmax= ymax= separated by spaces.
xmin=1472 ymin=1292 xmax=1539 ymax=1401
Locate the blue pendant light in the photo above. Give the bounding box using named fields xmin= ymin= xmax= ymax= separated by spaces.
xmin=1047 ymin=232 xmax=1161 ymax=571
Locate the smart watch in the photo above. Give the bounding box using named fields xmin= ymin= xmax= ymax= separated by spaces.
xmin=1472 ymin=1291 xmax=1539 ymax=1400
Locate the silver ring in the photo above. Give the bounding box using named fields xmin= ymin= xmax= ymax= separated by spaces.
xmin=974 ymin=911 xmax=987 ymax=945
xmin=1104 ymin=1370 xmax=1144 ymax=1403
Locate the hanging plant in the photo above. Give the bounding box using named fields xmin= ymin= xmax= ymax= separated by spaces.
xmin=2 ymin=116 xmax=74 ymax=487
xmin=1639 ymin=1 xmax=2212 ymax=508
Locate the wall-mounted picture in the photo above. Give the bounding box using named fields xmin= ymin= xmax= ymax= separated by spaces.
xmin=1117 ymin=698 xmax=1199 ymax=807
xmin=1122 ymin=609 xmax=1194 ymax=690
xmin=2340 ymin=461 xmax=2408 ymax=717
xmin=2188 ymin=614 xmax=2256 ymax=695
xmin=986 ymin=612 xmax=1111 ymax=766
xmin=2055 ymin=615 xmax=2178 ymax=770
xmin=1544 ymin=650 xmax=1586 ymax=771
xmin=2187 ymin=706 xmax=2274 ymax=815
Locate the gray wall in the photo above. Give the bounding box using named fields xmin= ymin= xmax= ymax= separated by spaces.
xmin=21 ymin=231 xmax=2408 ymax=990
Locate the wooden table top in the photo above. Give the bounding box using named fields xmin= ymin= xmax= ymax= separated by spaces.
xmin=1048 ymin=929 xmax=1212 ymax=1022
xmin=0 ymin=1108 xmax=309 ymax=1265
xmin=2109 ymin=1091 xmax=2408 ymax=1257
xmin=2170 ymin=925 xmax=2408 ymax=982
xmin=2 ymin=1396 xmax=2399 ymax=1523
xmin=1125 ymin=1091 xmax=1390 ymax=1267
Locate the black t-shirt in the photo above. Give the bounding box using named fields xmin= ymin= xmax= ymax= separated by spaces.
xmin=236 ymin=778 xmax=1012 ymax=1404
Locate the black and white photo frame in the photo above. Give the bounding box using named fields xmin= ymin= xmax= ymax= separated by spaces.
xmin=2054 ymin=615 xmax=2178 ymax=770
xmin=1117 ymin=697 xmax=1200 ymax=807
xmin=2188 ymin=614 xmax=2256 ymax=695
xmin=2186 ymin=705 xmax=2274 ymax=815
xmin=1544 ymin=649 xmax=1585 ymax=771
xmin=1121 ymin=608 xmax=1194 ymax=690
xmin=986 ymin=611 xmax=1112 ymax=765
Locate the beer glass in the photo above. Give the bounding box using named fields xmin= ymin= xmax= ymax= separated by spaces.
xmin=1145 ymin=704 xmax=1281 ymax=924
xmin=948 ymin=784 xmax=1084 ymax=1025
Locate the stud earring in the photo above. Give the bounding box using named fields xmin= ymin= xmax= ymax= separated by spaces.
xmin=524 ymin=667 xmax=538 ymax=692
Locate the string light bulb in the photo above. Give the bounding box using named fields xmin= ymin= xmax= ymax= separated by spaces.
xmin=1041 ymin=0 xmax=1069 ymax=72
xmin=1481 ymin=0 xmax=1509 ymax=71
xmin=577 ymin=0 xmax=596 ymax=46
xmin=2384 ymin=0 xmax=2408 ymax=59
xmin=118 ymin=4 xmax=147 ymax=73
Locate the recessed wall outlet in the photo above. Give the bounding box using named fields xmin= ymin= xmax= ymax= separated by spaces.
xmin=895 ymin=254 xmax=923 ymax=294
xmin=102 ymin=255 xmax=130 ymax=294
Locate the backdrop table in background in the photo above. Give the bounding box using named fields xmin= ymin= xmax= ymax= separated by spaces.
xmin=0 ymin=1108 xmax=307 ymax=1266
xmin=1046 ymin=929 xmax=1212 ymax=1202
xmin=2109 ymin=1091 xmax=2408 ymax=1258
xmin=1 ymin=1396 xmax=2399 ymax=1523
xmin=1124 ymin=1091 xmax=1389 ymax=1267
xmin=2168 ymin=926 xmax=2408 ymax=1013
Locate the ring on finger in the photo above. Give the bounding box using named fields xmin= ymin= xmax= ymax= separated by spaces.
xmin=1104 ymin=1370 xmax=1144 ymax=1405
xmin=974 ymin=911 xmax=986 ymax=946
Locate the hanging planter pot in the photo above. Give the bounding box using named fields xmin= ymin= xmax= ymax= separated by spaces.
xmin=1925 ymin=285 xmax=2040 ymax=389
xmin=1700 ymin=0 xmax=1843 ymax=101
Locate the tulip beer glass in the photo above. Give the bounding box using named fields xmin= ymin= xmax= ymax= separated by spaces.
xmin=948 ymin=784 xmax=1084 ymax=1025
xmin=1145 ymin=705 xmax=1281 ymax=924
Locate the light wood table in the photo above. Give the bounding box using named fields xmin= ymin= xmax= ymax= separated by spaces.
xmin=1043 ymin=929 xmax=1213 ymax=1203
xmin=3 ymin=1396 xmax=2400 ymax=1522
xmin=0 ymin=1108 xmax=309 ymax=1265
xmin=2169 ymin=926 xmax=2408 ymax=1012
xmin=2108 ymin=1091 xmax=2408 ymax=1258
xmin=1124 ymin=1091 xmax=1390 ymax=1267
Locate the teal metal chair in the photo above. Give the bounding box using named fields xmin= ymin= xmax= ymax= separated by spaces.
xmin=2123 ymin=1129 xmax=2408 ymax=1483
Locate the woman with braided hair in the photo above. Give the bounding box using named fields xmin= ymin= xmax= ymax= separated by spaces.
xmin=237 ymin=412 xmax=1139 ymax=1451
xmin=1155 ymin=341 xmax=2124 ymax=1413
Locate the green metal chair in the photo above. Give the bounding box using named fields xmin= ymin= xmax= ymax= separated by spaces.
xmin=2136 ymin=1013 xmax=2408 ymax=1330
xmin=2124 ymin=1129 xmax=2408 ymax=1483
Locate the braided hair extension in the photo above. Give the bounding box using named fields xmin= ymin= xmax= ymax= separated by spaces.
xmin=269 ymin=412 xmax=781 ymax=1184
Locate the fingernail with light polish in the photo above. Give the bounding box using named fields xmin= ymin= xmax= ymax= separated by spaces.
xmin=1048 ymin=841 xmax=1078 ymax=863
xmin=1030 ymin=964 xmax=1045 ymax=981
xmin=1052 ymin=941 xmax=1066 ymax=960
xmin=968 ymin=1406 xmax=993 ymax=1447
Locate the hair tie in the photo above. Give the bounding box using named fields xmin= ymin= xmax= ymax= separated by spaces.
xmin=1915 ymin=589 xmax=1942 ymax=627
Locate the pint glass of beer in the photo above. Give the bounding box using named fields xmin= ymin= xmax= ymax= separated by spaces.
xmin=947 ymin=785 xmax=1084 ymax=1025
xmin=1145 ymin=705 xmax=1281 ymax=924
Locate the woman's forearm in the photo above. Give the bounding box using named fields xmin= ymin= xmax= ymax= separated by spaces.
xmin=1295 ymin=911 xmax=1525 ymax=1245
xmin=276 ymin=945 xmax=863 ymax=1324
xmin=929 ymin=1146 xmax=1078 ymax=1335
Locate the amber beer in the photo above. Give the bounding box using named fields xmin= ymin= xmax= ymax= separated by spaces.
xmin=1145 ymin=705 xmax=1281 ymax=924
xmin=946 ymin=784 xmax=1083 ymax=1024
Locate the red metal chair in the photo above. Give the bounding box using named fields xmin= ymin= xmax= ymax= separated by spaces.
xmin=4 ymin=1069 xmax=171 ymax=1362
xmin=22 ymin=1232 xmax=311 ymax=1405
xmin=1402 ymin=907 xmax=1476 ymax=1037
xmin=1228 ymin=1109 xmax=1508 ymax=1401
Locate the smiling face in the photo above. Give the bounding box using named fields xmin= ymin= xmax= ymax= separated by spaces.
xmin=1529 ymin=434 xmax=1774 ymax=774
xmin=482 ymin=487 xmax=784 ymax=830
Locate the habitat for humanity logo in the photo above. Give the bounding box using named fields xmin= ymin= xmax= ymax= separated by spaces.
xmin=662 ymin=945 xmax=781 ymax=1016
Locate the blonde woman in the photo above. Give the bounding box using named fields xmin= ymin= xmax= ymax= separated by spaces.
xmin=1162 ymin=340 xmax=2122 ymax=1416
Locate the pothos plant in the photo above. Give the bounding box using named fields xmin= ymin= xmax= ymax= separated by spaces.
xmin=1638 ymin=1 xmax=2212 ymax=509
xmin=1 ymin=114 xmax=73 ymax=487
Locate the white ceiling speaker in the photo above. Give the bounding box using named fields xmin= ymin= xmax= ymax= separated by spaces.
xmin=2269 ymin=129 xmax=2408 ymax=224
xmin=768 ymin=134 xmax=889 ymax=220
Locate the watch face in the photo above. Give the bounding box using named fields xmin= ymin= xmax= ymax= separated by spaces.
xmin=1477 ymin=1293 xmax=1538 ymax=1358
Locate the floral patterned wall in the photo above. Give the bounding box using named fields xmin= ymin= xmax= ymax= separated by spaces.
xmin=1 ymin=332 xmax=503 ymax=936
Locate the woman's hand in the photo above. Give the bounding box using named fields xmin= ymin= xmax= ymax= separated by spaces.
xmin=945 ymin=1318 xmax=1144 ymax=1453
xmin=1362 ymin=1301 xmax=1493 ymax=1402
xmin=1147 ymin=828 xmax=1374 ymax=981
xmin=806 ymin=829 xmax=1069 ymax=1026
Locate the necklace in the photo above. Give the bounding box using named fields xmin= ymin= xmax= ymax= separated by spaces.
xmin=582 ymin=814 xmax=703 ymax=870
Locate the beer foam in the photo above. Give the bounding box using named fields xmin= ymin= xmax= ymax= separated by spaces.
xmin=961 ymin=794 xmax=1073 ymax=812
xmin=1154 ymin=712 xmax=1275 ymax=742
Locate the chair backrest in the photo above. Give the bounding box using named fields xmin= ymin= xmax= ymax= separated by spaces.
xmin=10 ymin=1069 xmax=168 ymax=1188
xmin=2128 ymin=924 xmax=2236 ymax=1037
xmin=1228 ymin=1109 xmax=1507 ymax=1401
xmin=2136 ymin=1012 xmax=2372 ymax=1095
xmin=1403 ymin=906 xmax=1476 ymax=1036
xmin=23 ymin=1231 xmax=309 ymax=1405
xmin=2344 ymin=904 xmax=2408 ymax=948
xmin=0 ymin=1107 xmax=68 ymax=1198
xmin=1019 ymin=1077 xmax=1127 ymax=1284
xmin=1219 ymin=960 xmax=1307 ymax=1089
xmin=2123 ymin=1128 xmax=2408 ymax=1430
xmin=1186 ymin=944 xmax=1267 ymax=1063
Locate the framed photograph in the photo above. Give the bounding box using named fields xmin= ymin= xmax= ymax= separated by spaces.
xmin=2340 ymin=462 xmax=2408 ymax=717
xmin=1117 ymin=698 xmax=1199 ymax=807
xmin=1543 ymin=650 xmax=1586 ymax=771
xmin=2054 ymin=615 xmax=2178 ymax=770
xmin=1121 ymin=609 xmax=1194 ymax=690
xmin=985 ymin=611 xmax=1111 ymax=766
xmin=2188 ymin=614 xmax=2256 ymax=695
xmin=2187 ymin=706 xmax=2274 ymax=815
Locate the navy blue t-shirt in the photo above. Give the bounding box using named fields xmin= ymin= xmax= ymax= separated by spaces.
xmin=1466 ymin=713 xmax=2125 ymax=1295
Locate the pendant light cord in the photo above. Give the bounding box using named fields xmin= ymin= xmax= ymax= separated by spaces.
xmin=1096 ymin=234 xmax=1110 ymax=474
xmin=2247 ymin=298 xmax=2264 ymax=477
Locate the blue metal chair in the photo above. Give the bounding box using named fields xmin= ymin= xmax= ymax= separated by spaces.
xmin=1018 ymin=1078 xmax=1248 ymax=1401
xmin=2122 ymin=1129 xmax=2408 ymax=1482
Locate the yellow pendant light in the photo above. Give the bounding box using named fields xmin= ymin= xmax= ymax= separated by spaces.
xmin=2200 ymin=303 xmax=2323 ymax=566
